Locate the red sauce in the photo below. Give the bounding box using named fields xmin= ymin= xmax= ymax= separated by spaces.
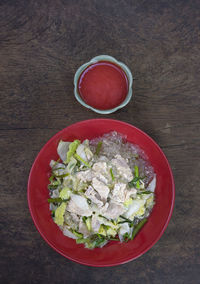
xmin=78 ymin=61 xmax=128 ymax=110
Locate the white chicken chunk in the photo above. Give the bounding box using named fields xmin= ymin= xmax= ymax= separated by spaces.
xmin=103 ymin=201 xmax=126 ymax=219
xmin=111 ymin=183 xmax=127 ymax=203
xmin=125 ymin=187 xmax=137 ymax=200
xmin=92 ymin=162 xmax=109 ymax=183
xmin=92 ymin=177 xmax=110 ymax=202
xmin=99 ymin=202 xmax=109 ymax=214
xmin=85 ymin=186 xmax=104 ymax=207
xmin=111 ymin=154 xmax=133 ymax=182
xmin=76 ymin=169 xmax=108 ymax=185
xmin=76 ymin=169 xmax=93 ymax=182
xmin=70 ymin=213 xmax=80 ymax=224
xmin=66 ymin=194 xmax=92 ymax=216
xmin=93 ymin=173 xmax=108 ymax=184
xmin=93 ymin=162 xmax=108 ymax=175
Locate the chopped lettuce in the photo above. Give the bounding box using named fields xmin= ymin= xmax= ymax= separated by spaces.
xmin=73 ymin=230 xmax=83 ymax=238
xmin=76 ymin=238 xmax=88 ymax=244
xmin=124 ymin=198 xmax=133 ymax=207
xmin=54 ymin=202 xmax=67 ymax=226
xmin=63 ymin=226 xmax=77 ymax=239
xmin=50 ymin=160 xmax=65 ymax=170
xmin=85 ymin=147 xmax=93 ymax=160
xmin=124 ymin=199 xmax=146 ymax=219
xmin=85 ymin=217 xmax=92 ymax=231
xmin=107 ymin=227 xmax=116 ymax=237
xmin=59 ymin=187 xmax=71 ymax=200
xmin=135 ymin=205 xmax=145 ymax=217
xmin=67 ymin=157 xmax=77 ymax=173
xmin=98 ymin=225 xmax=107 ymax=236
xmin=118 ymin=222 xmax=131 ymax=242
xmin=57 ymin=141 xmax=70 ymax=162
xmin=76 ymin=144 xmax=87 ymax=161
xmin=74 ymin=153 xmax=91 ymax=168
xmin=65 ymin=140 xmax=80 ymax=163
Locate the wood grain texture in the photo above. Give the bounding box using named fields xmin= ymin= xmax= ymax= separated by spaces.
xmin=0 ymin=0 xmax=200 ymax=283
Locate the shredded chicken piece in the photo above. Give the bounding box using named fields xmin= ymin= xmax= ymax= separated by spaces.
xmin=99 ymin=202 xmax=109 ymax=214
xmin=85 ymin=186 xmax=104 ymax=207
xmin=93 ymin=162 xmax=108 ymax=175
xmin=76 ymin=169 xmax=93 ymax=182
xmin=96 ymin=173 xmax=108 ymax=184
xmin=92 ymin=177 xmax=110 ymax=202
xmin=66 ymin=194 xmax=92 ymax=216
xmin=70 ymin=213 xmax=80 ymax=224
xmin=125 ymin=187 xmax=137 ymax=200
xmin=103 ymin=201 xmax=126 ymax=219
xmin=112 ymin=183 xmax=127 ymax=203
xmin=76 ymin=169 xmax=108 ymax=184
xmin=111 ymin=154 xmax=133 ymax=182
xmin=92 ymin=162 xmax=110 ymax=183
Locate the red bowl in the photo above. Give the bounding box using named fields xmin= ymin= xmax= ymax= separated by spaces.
xmin=27 ymin=119 xmax=175 ymax=267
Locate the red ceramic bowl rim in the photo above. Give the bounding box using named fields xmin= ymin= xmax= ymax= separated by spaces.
xmin=27 ymin=119 xmax=175 ymax=267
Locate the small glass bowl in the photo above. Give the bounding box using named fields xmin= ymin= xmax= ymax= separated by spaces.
xmin=74 ymin=55 xmax=133 ymax=114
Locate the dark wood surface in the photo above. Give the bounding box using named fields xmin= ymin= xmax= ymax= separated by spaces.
xmin=1 ymin=0 xmax=200 ymax=283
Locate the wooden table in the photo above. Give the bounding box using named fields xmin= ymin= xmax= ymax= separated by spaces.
xmin=1 ymin=1 xmax=199 ymax=283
